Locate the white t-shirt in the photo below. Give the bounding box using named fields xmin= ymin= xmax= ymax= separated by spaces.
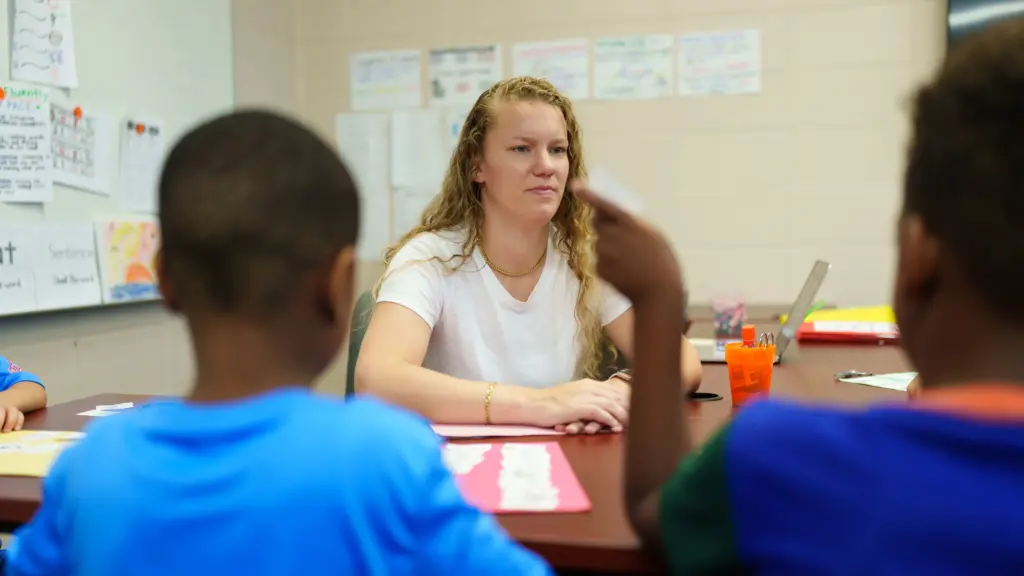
xmin=376 ymin=229 xmax=632 ymax=388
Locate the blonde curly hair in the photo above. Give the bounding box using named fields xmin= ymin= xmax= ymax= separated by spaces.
xmin=375 ymin=76 xmax=607 ymax=378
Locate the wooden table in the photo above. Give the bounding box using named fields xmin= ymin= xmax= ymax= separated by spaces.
xmin=0 ymin=342 xmax=911 ymax=573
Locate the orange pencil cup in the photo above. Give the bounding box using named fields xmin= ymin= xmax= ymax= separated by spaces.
xmin=724 ymin=326 xmax=776 ymax=408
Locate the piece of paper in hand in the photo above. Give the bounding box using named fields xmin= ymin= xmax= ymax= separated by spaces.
xmin=586 ymin=167 xmax=645 ymax=216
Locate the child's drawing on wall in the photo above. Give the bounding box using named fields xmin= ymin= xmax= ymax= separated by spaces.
xmin=94 ymin=221 xmax=159 ymax=303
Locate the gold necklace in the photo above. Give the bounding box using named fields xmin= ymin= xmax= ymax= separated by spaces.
xmin=480 ymin=246 xmax=547 ymax=277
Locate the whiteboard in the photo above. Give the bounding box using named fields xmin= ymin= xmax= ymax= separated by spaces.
xmin=0 ymin=0 xmax=233 ymax=316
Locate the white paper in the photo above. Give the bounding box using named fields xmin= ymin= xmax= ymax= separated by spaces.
xmin=335 ymin=113 xmax=391 ymax=261
xmin=0 ymin=225 xmax=37 ymax=315
xmin=118 ymin=119 xmax=165 ymax=214
xmin=512 ymin=39 xmax=591 ymax=99
xmin=32 ymin=223 xmax=102 ymax=311
xmin=442 ymin=443 xmax=492 ymax=475
xmin=432 ymin=424 xmax=565 ymax=439
xmin=678 ymin=30 xmax=761 ymax=96
xmin=0 ymin=84 xmax=53 ymax=203
xmin=586 ymin=167 xmax=644 ymax=215
xmin=77 ymin=409 xmax=114 ymax=417
xmin=51 ymin=104 xmax=116 ymax=195
xmin=498 ymin=443 xmax=560 ymax=511
xmin=349 ymin=50 xmax=423 ymax=111
xmin=96 ymin=402 xmax=133 ymax=410
xmin=392 ymin=186 xmax=436 ymax=242
xmin=442 ymin=107 xmax=470 ymax=156
xmin=428 ymin=45 xmax=501 ymax=107
xmin=840 ymin=372 xmax=918 ymax=392
xmin=389 ymin=109 xmax=446 ymax=189
xmin=10 ymin=0 xmax=79 ymax=88
xmin=594 ymin=36 xmax=674 ymax=100
xmin=814 ymin=321 xmax=899 ymax=335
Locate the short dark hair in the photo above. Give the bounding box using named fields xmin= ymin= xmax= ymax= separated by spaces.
xmin=159 ymin=110 xmax=360 ymax=316
xmin=904 ymin=18 xmax=1024 ymax=320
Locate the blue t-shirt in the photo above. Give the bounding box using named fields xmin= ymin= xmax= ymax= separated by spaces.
xmin=0 ymin=356 xmax=43 ymax=392
xmin=4 ymin=388 xmax=551 ymax=576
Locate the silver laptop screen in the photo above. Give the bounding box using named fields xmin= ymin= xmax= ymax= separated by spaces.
xmin=775 ymin=260 xmax=831 ymax=360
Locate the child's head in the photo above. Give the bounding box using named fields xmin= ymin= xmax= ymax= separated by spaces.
xmin=157 ymin=110 xmax=360 ymax=374
xmin=896 ymin=19 xmax=1024 ymax=382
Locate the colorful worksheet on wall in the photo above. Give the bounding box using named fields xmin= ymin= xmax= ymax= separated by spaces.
xmin=118 ymin=118 xmax=165 ymax=214
xmin=10 ymin=0 xmax=79 ymax=88
xmin=335 ymin=113 xmax=391 ymax=260
xmin=33 ymin=223 xmax=102 ymax=311
xmin=512 ymin=39 xmax=591 ymax=100
xmin=349 ymin=50 xmax=423 ymax=111
xmin=442 ymin=442 xmax=590 ymax=513
xmin=593 ymin=35 xmax=674 ymax=100
xmin=93 ymin=220 xmax=160 ymax=303
xmin=0 ymin=225 xmax=38 ymax=315
xmin=0 ymin=84 xmax=53 ymax=203
xmin=677 ymin=29 xmax=762 ymax=96
xmin=51 ymin=103 xmax=116 ymax=196
xmin=428 ymin=45 xmax=502 ymax=107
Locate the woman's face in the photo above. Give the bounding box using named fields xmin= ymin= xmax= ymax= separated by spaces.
xmin=474 ymin=100 xmax=570 ymax=225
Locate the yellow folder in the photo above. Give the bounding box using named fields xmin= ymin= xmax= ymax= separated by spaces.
xmin=0 ymin=430 xmax=83 ymax=477
xmin=780 ymin=305 xmax=896 ymax=326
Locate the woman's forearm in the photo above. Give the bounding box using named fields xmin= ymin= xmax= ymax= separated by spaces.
xmin=356 ymin=364 xmax=540 ymax=424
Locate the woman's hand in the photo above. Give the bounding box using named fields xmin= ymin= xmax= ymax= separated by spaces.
xmin=530 ymin=378 xmax=630 ymax=433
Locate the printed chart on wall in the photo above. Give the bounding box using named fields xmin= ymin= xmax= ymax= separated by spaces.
xmin=512 ymin=39 xmax=591 ymax=100
xmin=335 ymin=112 xmax=391 ymax=260
xmin=0 ymin=226 xmax=37 ymax=316
xmin=428 ymin=45 xmax=502 ymax=107
xmin=51 ymin=103 xmax=115 ymax=196
xmin=349 ymin=50 xmax=423 ymax=111
xmin=594 ymin=35 xmax=674 ymax=100
xmin=677 ymin=29 xmax=762 ymax=96
xmin=118 ymin=119 xmax=165 ymax=214
xmin=390 ymin=109 xmax=447 ymax=242
xmin=94 ymin=221 xmax=159 ymax=303
xmin=9 ymin=0 xmax=79 ymax=88
xmin=0 ymin=84 xmax=52 ymax=203
xmin=32 ymin=223 xmax=102 ymax=311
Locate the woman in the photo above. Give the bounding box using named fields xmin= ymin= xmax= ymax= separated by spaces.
xmin=356 ymin=77 xmax=702 ymax=433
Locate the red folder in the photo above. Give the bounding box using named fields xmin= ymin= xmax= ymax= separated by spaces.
xmin=796 ymin=321 xmax=900 ymax=344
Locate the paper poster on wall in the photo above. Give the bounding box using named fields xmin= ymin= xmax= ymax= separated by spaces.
xmin=10 ymin=0 xmax=79 ymax=88
xmin=443 ymin=107 xmax=470 ymax=156
xmin=677 ymin=30 xmax=762 ymax=96
xmin=0 ymin=226 xmax=37 ymax=315
xmin=512 ymin=39 xmax=591 ymax=100
xmin=349 ymin=50 xmax=423 ymax=111
xmin=0 ymin=84 xmax=53 ymax=204
xmin=428 ymin=45 xmax=502 ymax=107
xmin=593 ymin=35 xmax=674 ymax=100
xmin=389 ymin=109 xmax=447 ymax=190
xmin=336 ymin=113 xmax=391 ymax=261
xmin=391 ymin=186 xmax=436 ymax=242
xmin=33 ymin=223 xmax=102 ymax=311
xmin=93 ymin=220 xmax=159 ymax=303
xmin=51 ymin=104 xmax=116 ymax=196
xmin=118 ymin=119 xmax=165 ymax=214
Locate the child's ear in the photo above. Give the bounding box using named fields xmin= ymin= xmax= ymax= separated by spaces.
xmin=154 ymin=248 xmax=180 ymax=312
xmin=326 ymin=246 xmax=356 ymax=328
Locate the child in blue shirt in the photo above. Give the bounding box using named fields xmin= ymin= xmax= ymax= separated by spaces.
xmin=3 ymin=111 xmax=550 ymax=576
xmin=0 ymin=356 xmax=46 ymax=433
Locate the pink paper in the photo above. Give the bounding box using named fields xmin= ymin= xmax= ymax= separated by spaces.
xmin=431 ymin=424 xmax=565 ymax=438
xmin=444 ymin=442 xmax=591 ymax=514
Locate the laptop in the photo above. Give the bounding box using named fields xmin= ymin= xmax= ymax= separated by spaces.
xmin=690 ymin=260 xmax=831 ymax=364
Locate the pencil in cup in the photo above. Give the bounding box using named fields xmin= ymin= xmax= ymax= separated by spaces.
xmin=724 ymin=333 xmax=776 ymax=408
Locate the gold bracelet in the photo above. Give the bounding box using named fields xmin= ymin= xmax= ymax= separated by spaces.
xmin=484 ymin=382 xmax=496 ymax=425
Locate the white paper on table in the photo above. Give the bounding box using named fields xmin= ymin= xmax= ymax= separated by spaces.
xmin=32 ymin=223 xmax=102 ymax=311
xmin=51 ymin=103 xmax=116 ymax=196
xmin=0 ymin=225 xmax=38 ymax=315
xmin=349 ymin=50 xmax=423 ymax=111
xmin=389 ymin=109 xmax=447 ymax=189
xmin=118 ymin=119 xmax=165 ymax=214
xmin=840 ymin=372 xmax=918 ymax=392
xmin=96 ymin=402 xmax=134 ymax=410
xmin=10 ymin=0 xmax=79 ymax=88
xmin=512 ymin=39 xmax=591 ymax=100
xmin=428 ymin=46 xmax=502 ymax=107
xmin=336 ymin=113 xmax=391 ymax=261
xmin=77 ymin=409 xmax=114 ymax=417
xmin=432 ymin=424 xmax=565 ymax=439
xmin=586 ymin=167 xmax=644 ymax=215
xmin=677 ymin=30 xmax=761 ymax=96
xmin=593 ymin=35 xmax=674 ymax=100
xmin=0 ymin=84 xmax=53 ymax=203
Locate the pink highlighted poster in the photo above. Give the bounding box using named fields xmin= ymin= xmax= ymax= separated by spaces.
xmin=442 ymin=442 xmax=591 ymax=513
